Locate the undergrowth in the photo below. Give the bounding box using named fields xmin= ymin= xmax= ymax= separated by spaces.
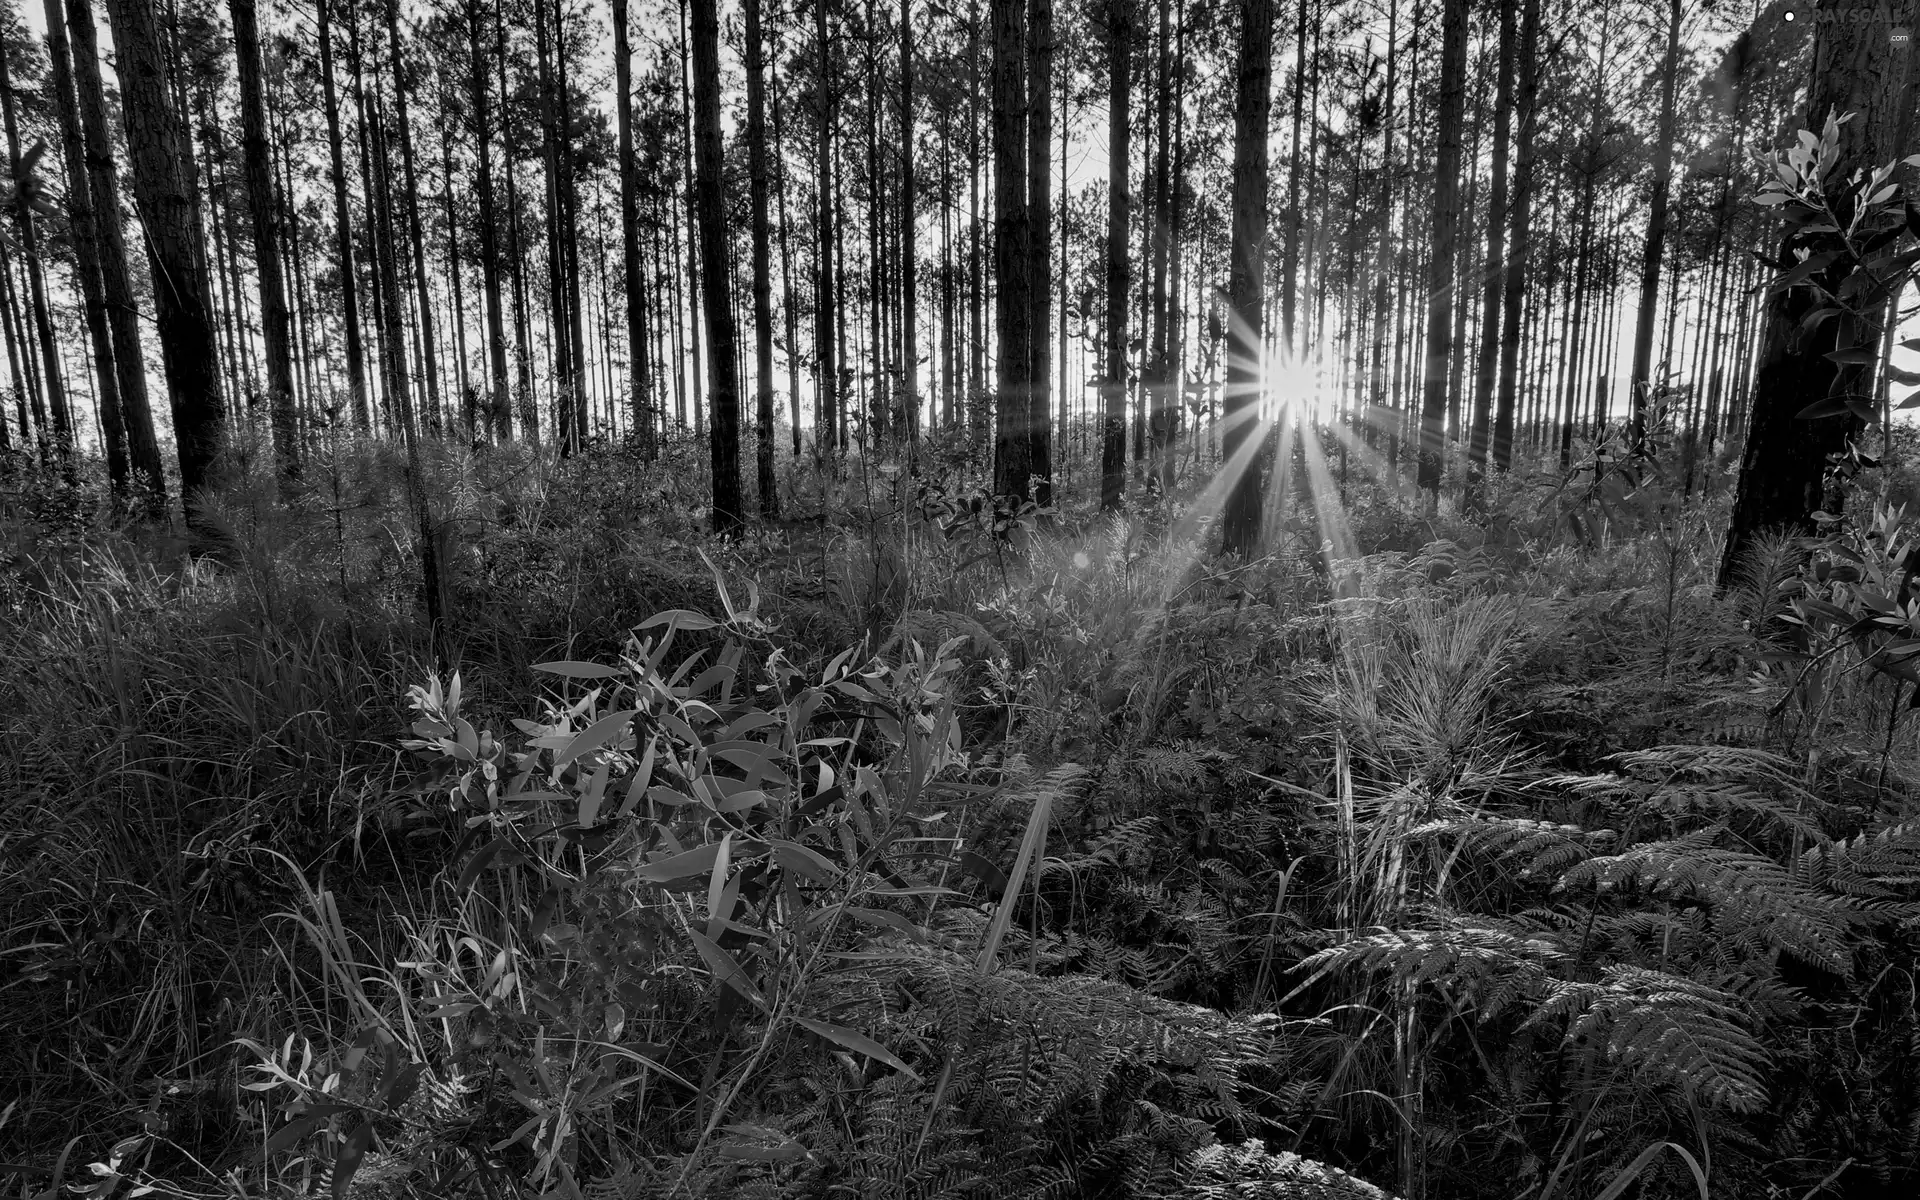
xmin=3 ymin=434 xmax=1918 ymax=1200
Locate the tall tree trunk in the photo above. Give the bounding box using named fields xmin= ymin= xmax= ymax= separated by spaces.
xmin=383 ymin=0 xmax=439 ymax=437
xmin=1628 ymin=0 xmax=1681 ymax=453
xmin=106 ymin=0 xmax=224 ymax=536
xmin=901 ymin=0 xmax=919 ymax=447
xmin=991 ymin=0 xmax=1032 ymax=499
xmin=536 ymin=0 xmax=571 ymax=449
xmin=1492 ymin=0 xmax=1540 ymax=471
xmin=231 ymin=0 xmax=297 ymax=488
xmin=1367 ymin=0 xmax=1397 ymax=455
xmin=1222 ymin=0 xmax=1271 ymax=555
xmin=0 ymin=21 xmax=70 ymax=457
xmin=1026 ymin=0 xmax=1053 ymax=502
xmin=493 ymin=5 xmax=535 ymax=442
xmin=556 ymin=0 xmax=588 ymax=443
xmin=1466 ymin=0 xmax=1515 ymax=502
xmin=1099 ymin=0 xmax=1130 ymax=511
xmin=815 ymin=0 xmax=838 ymax=455
xmin=613 ymin=0 xmax=650 ymax=455
xmin=67 ymin=0 xmax=160 ymax=507
xmin=772 ymin=32 xmax=803 ymax=458
xmin=1414 ymin=0 xmax=1467 ymax=498
xmin=1279 ymin=0 xmax=1308 ymax=354
xmin=691 ymin=0 xmax=743 ymax=531
xmin=468 ymin=0 xmax=511 ymax=442
xmin=1720 ymin=0 xmax=1919 ymax=587
xmin=315 ymin=0 xmax=369 ymax=432
xmin=44 ymin=0 xmax=125 ymax=495
xmin=747 ymin=0 xmax=778 ymax=513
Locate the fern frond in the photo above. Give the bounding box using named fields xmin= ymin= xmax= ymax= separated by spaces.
xmin=1562 ymin=965 xmax=1770 ymax=1113
xmin=1797 ymin=820 xmax=1920 ymax=899
xmin=1179 ymin=1139 xmax=1400 ymax=1199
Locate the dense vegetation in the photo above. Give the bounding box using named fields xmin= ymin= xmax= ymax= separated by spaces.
xmin=5 ymin=0 xmax=1920 ymax=1196
xmin=7 ymin=420 xmax=1920 ymax=1198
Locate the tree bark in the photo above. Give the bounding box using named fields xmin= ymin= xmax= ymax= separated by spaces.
xmin=106 ymin=0 xmax=224 ymax=537
xmin=467 ymin=0 xmax=511 ymax=442
xmin=815 ymin=0 xmax=838 ymax=455
xmin=231 ymin=0 xmax=297 ymax=488
xmin=1492 ymin=0 xmax=1540 ymax=472
xmin=1628 ymin=0 xmax=1682 ymax=452
xmin=991 ymin=0 xmax=1032 ymax=500
xmin=67 ymin=0 xmax=158 ymax=507
xmin=747 ymin=0 xmax=779 ymax=513
xmin=691 ymin=0 xmax=743 ymax=531
xmin=44 ymin=0 xmax=125 ymax=495
xmin=0 ymin=20 xmax=70 ymax=458
xmin=1278 ymin=0 xmax=1308 ymax=355
xmin=1099 ymin=0 xmax=1130 ymax=511
xmin=1414 ymin=0 xmax=1468 ymax=498
xmin=901 ymin=0 xmax=920 ymax=447
xmin=1720 ymin=0 xmax=1919 ymax=587
xmin=1026 ymin=0 xmax=1053 ymax=503
xmin=1465 ymin=0 xmax=1515 ymax=502
xmin=314 ymin=0 xmax=370 ymax=433
xmin=1222 ymin=0 xmax=1271 ymax=555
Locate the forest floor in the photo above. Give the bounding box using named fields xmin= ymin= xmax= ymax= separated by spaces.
xmin=3 ymin=427 xmax=1918 ymax=1200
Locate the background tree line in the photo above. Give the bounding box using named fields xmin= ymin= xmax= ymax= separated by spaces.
xmin=0 ymin=0 xmax=1908 ymax=568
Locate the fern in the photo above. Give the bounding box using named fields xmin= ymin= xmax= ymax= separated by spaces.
xmin=1536 ymin=966 xmax=1770 ymax=1113
xmin=1179 ymin=1140 xmax=1400 ymax=1199
xmin=1796 ymin=820 xmax=1920 ymax=899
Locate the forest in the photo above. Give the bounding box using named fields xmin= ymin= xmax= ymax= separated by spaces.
xmin=3 ymin=0 xmax=1920 ymax=1194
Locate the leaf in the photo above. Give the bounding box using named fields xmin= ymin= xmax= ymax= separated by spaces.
xmin=772 ymin=839 xmax=840 ymax=883
xmin=706 ymin=834 xmax=734 ymax=937
xmin=1824 ymin=346 xmax=1882 ymax=365
xmin=843 ymin=905 xmax=927 ymax=943
xmin=555 ymin=710 xmax=638 ymax=769
xmin=636 ymin=841 xmax=724 ymax=884
xmin=331 ymin=1122 xmax=375 ymax=1200
xmin=577 ymin=759 xmax=611 ymax=829
xmin=686 ymin=929 xmax=768 ymax=1010
xmin=794 ymin=1017 xmax=922 ymax=1081
xmin=638 ymin=609 xmax=720 ymax=633
xmin=455 ymin=839 xmax=507 ymax=894
xmin=1795 ymin=396 xmax=1858 ymax=420
xmin=533 ymin=660 xmax=624 ymax=680
xmin=263 ymin=1113 xmax=322 ymax=1157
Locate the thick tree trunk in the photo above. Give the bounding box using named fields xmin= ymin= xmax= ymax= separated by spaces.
xmin=66 ymin=0 xmax=160 ymax=508
xmin=691 ymin=0 xmax=743 ymax=531
xmin=231 ymin=0 xmax=298 ymax=488
xmin=1415 ymin=0 xmax=1468 ymax=498
xmin=1720 ymin=0 xmax=1919 ymax=587
xmin=1222 ymin=0 xmax=1272 ymax=555
xmin=991 ymin=0 xmax=1032 ymax=499
xmin=106 ymin=0 xmax=224 ymax=537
